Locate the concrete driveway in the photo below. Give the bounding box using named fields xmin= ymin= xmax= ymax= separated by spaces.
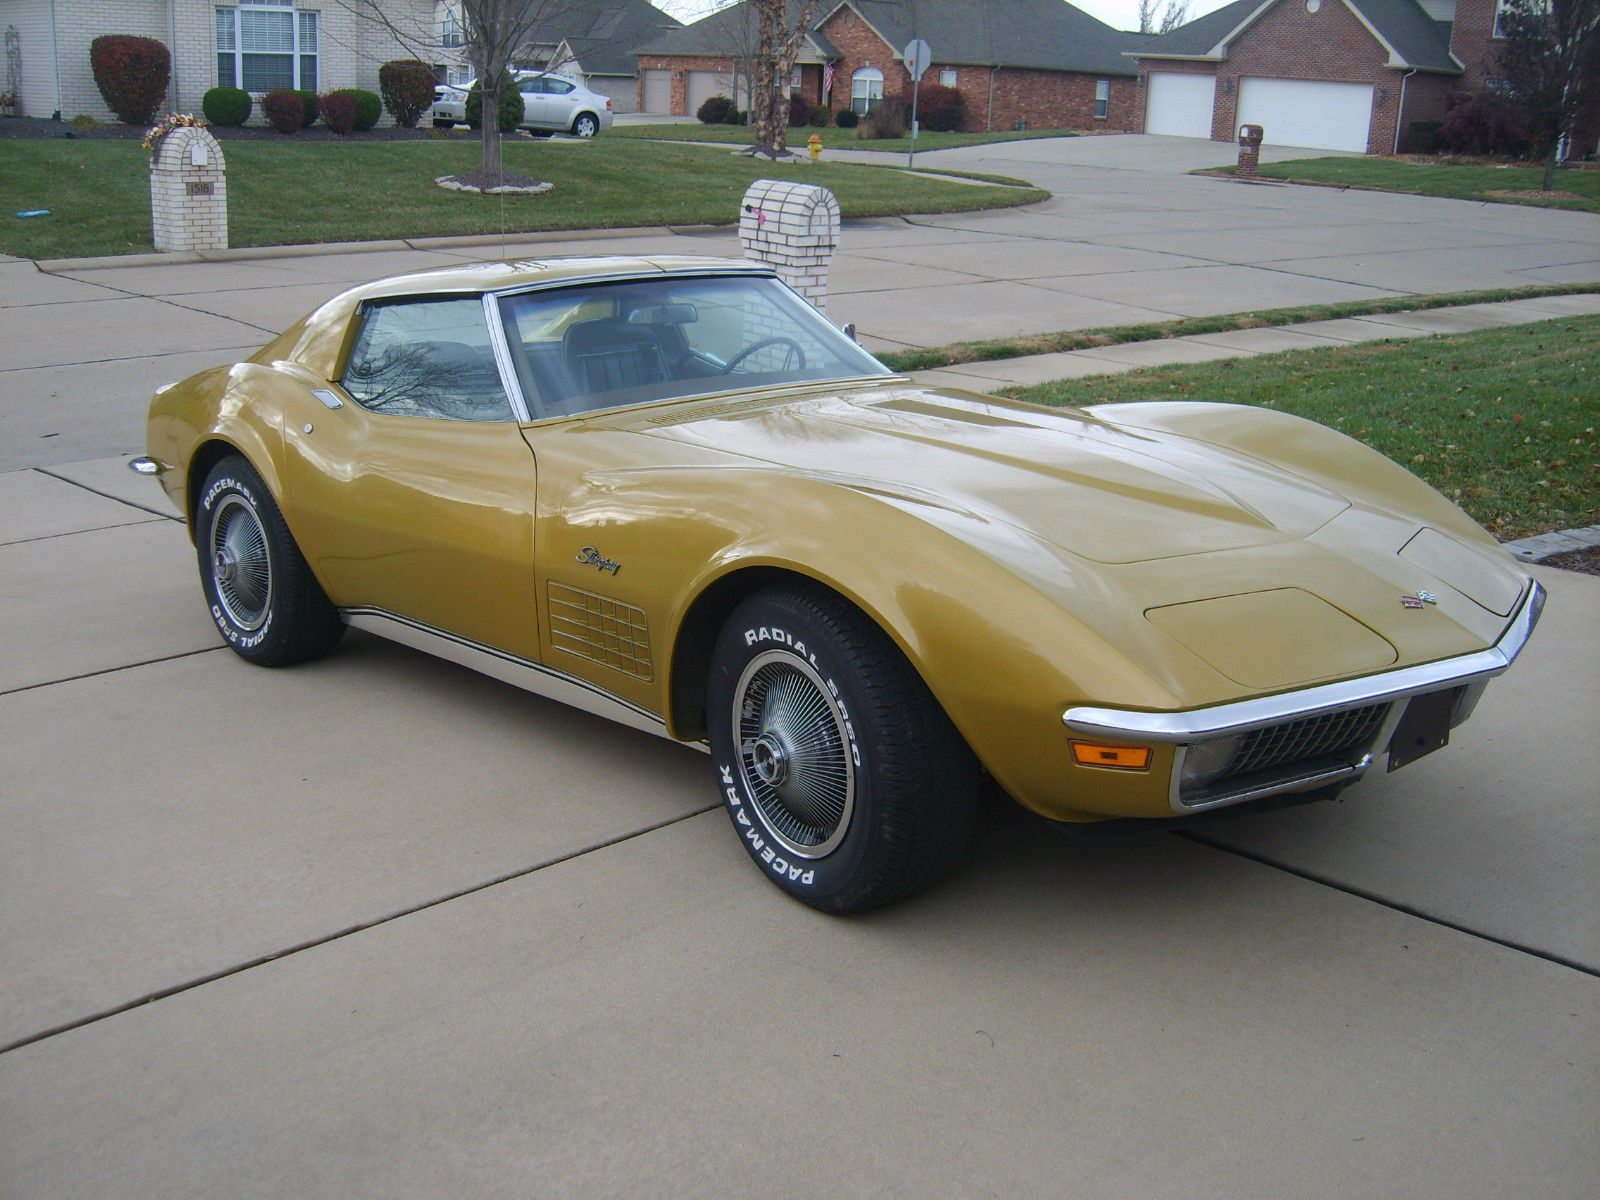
xmin=1 ymin=135 xmax=1597 ymax=1196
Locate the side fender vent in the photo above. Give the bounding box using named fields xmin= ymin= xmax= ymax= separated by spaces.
xmin=548 ymin=582 xmax=654 ymax=680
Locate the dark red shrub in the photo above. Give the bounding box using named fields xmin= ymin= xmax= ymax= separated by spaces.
xmin=263 ymin=89 xmax=305 ymax=134
xmin=320 ymin=91 xmax=357 ymax=135
xmin=904 ymin=83 xmax=964 ymax=132
xmin=89 ymin=35 xmax=170 ymax=125
xmin=379 ymin=59 xmax=436 ymax=129
xmin=1439 ymin=91 xmax=1534 ymax=157
xmin=788 ymin=91 xmax=810 ymax=127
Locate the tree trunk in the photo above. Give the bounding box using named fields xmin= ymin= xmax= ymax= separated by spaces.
xmin=1542 ymin=137 xmax=1559 ymax=192
xmin=750 ymin=0 xmax=779 ymax=153
xmin=481 ymin=80 xmax=502 ymax=181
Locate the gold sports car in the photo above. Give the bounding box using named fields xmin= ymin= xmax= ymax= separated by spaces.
xmin=134 ymin=256 xmax=1545 ymax=913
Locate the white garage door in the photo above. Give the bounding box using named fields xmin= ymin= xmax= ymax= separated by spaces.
xmin=685 ymin=70 xmax=734 ymax=117
xmin=1236 ymin=78 xmax=1373 ymax=152
xmin=641 ymin=69 xmax=670 ymax=114
xmin=1145 ymin=72 xmax=1215 ymax=139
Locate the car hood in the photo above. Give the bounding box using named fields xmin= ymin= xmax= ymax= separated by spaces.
xmin=631 ymin=383 xmax=1350 ymax=565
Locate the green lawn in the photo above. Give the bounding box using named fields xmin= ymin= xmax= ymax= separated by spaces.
xmin=1008 ymin=317 xmax=1600 ymax=540
xmin=0 ymin=136 xmax=1047 ymax=259
xmin=612 ymin=124 xmax=1082 ymax=154
xmin=1207 ymin=156 xmax=1600 ymax=214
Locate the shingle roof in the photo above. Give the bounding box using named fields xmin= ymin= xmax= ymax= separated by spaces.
xmin=1130 ymin=0 xmax=1459 ymax=73
xmin=547 ymin=0 xmax=684 ymax=77
xmin=639 ymin=0 xmax=1150 ymax=77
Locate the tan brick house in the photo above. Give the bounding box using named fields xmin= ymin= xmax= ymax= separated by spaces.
xmin=1129 ymin=0 xmax=1599 ymax=158
xmin=635 ymin=0 xmax=1152 ymax=133
xmin=0 ymin=0 xmax=431 ymax=123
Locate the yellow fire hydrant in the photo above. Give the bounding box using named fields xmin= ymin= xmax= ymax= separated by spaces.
xmin=808 ymin=133 xmax=821 ymax=162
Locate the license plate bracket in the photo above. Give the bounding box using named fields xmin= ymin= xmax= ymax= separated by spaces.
xmin=1387 ymin=687 xmax=1463 ymax=772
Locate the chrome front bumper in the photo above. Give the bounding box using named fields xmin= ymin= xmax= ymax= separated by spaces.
xmin=1063 ymin=581 xmax=1546 ymax=813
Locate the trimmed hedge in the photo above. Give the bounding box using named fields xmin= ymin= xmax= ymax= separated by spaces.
xmin=263 ymin=88 xmax=304 ymax=134
xmin=296 ymin=89 xmax=319 ymax=128
xmin=697 ymin=94 xmax=733 ymax=124
xmin=808 ymin=104 xmax=831 ymax=128
xmin=466 ymin=76 xmax=523 ymax=131
xmin=89 ymin=35 xmax=169 ymax=125
xmin=322 ymin=87 xmax=382 ymax=131
xmin=320 ymin=91 xmax=357 ymax=135
xmin=835 ymin=109 xmax=858 ymax=129
xmin=379 ymin=59 xmax=436 ymax=128
xmin=202 ymin=86 xmax=251 ymax=127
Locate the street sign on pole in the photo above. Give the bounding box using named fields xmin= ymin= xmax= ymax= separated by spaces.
xmin=903 ymin=38 xmax=931 ymax=83
xmin=903 ymin=38 xmax=932 ymax=169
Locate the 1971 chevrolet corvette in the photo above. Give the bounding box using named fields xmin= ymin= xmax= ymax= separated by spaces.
xmin=135 ymin=256 xmax=1544 ymax=912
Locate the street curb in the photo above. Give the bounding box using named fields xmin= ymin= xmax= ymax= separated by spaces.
xmin=1504 ymin=525 xmax=1600 ymax=563
xmin=32 ymin=224 xmax=722 ymax=273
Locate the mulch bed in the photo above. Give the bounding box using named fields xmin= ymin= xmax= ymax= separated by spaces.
xmin=1535 ymin=545 xmax=1600 ymax=575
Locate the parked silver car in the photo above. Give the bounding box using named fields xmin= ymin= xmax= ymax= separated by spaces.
xmin=431 ymin=73 xmax=613 ymax=137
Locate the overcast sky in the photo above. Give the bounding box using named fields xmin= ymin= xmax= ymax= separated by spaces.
xmin=652 ymin=0 xmax=1238 ymax=38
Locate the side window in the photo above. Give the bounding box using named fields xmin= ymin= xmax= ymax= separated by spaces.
xmin=547 ymin=78 xmax=574 ymax=95
xmin=341 ymin=297 xmax=514 ymax=421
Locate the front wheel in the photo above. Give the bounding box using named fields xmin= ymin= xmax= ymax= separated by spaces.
xmin=196 ymin=456 xmax=343 ymax=667
xmin=707 ymin=583 xmax=979 ymax=913
xmin=571 ymin=113 xmax=598 ymax=138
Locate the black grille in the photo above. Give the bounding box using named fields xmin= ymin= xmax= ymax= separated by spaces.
xmin=1227 ymin=703 xmax=1390 ymax=780
xmin=1183 ymin=701 xmax=1393 ymax=806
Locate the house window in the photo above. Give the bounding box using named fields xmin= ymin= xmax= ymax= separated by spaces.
xmin=1094 ymin=79 xmax=1110 ymax=119
xmin=851 ymin=66 xmax=883 ymax=114
xmin=441 ymin=8 xmax=462 ymax=50
xmin=216 ymin=0 xmax=317 ymax=92
xmin=939 ymin=68 xmax=956 ymax=87
xmin=1492 ymin=0 xmax=1544 ymax=37
xmin=790 ymin=66 xmax=803 ymax=90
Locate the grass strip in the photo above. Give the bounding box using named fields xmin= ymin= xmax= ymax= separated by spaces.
xmin=1005 ymin=316 xmax=1600 ymax=541
xmin=873 ymin=283 xmax=1600 ymax=373
xmin=1198 ymin=156 xmax=1600 ymax=214
xmin=0 ymin=137 xmax=1046 ymax=260
xmin=610 ymin=125 xmax=1082 ymax=153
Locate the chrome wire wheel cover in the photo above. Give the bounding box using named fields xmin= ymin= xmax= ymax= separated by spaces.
xmin=209 ymin=495 xmax=272 ymax=631
xmin=732 ymin=650 xmax=856 ymax=859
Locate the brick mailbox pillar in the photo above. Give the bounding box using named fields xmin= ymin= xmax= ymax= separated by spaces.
xmin=738 ymin=180 xmax=840 ymax=314
xmin=1236 ymin=124 xmax=1264 ymax=181
xmin=150 ymin=126 xmax=228 ymax=252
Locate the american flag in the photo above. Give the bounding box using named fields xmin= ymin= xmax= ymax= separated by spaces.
xmin=823 ymin=61 xmax=834 ymax=99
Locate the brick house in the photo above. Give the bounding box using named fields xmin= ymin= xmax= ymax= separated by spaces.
xmin=0 ymin=0 xmax=431 ymax=123
xmin=1129 ymin=0 xmax=1599 ymax=158
xmin=430 ymin=0 xmax=681 ymax=112
xmin=634 ymin=0 xmax=1152 ymax=133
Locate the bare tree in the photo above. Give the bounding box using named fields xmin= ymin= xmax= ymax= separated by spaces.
xmin=1137 ymin=0 xmax=1191 ymax=35
xmin=338 ymin=0 xmax=593 ymax=181
xmin=747 ymin=0 xmax=823 ymax=157
xmin=1495 ymin=0 xmax=1600 ymax=190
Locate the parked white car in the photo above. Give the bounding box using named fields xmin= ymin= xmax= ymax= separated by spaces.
xmin=431 ymin=73 xmax=613 ymax=137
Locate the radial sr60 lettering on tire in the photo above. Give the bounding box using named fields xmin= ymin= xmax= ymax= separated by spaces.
xmin=707 ymin=582 xmax=979 ymax=914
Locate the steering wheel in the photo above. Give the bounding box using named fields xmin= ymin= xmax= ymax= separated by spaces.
xmin=721 ymin=337 xmax=806 ymax=374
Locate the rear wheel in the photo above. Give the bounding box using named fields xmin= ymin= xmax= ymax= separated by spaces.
xmin=196 ymin=456 xmax=343 ymax=666
xmin=707 ymin=583 xmax=979 ymax=913
xmin=572 ymin=113 xmax=598 ymax=138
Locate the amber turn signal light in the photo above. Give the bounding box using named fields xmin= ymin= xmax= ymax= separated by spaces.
xmin=1070 ymin=742 xmax=1152 ymax=770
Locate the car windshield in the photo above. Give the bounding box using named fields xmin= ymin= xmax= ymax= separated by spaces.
xmin=497 ymin=274 xmax=890 ymax=420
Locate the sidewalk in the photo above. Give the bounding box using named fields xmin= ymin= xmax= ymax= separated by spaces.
xmin=909 ymin=290 xmax=1600 ymax=391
